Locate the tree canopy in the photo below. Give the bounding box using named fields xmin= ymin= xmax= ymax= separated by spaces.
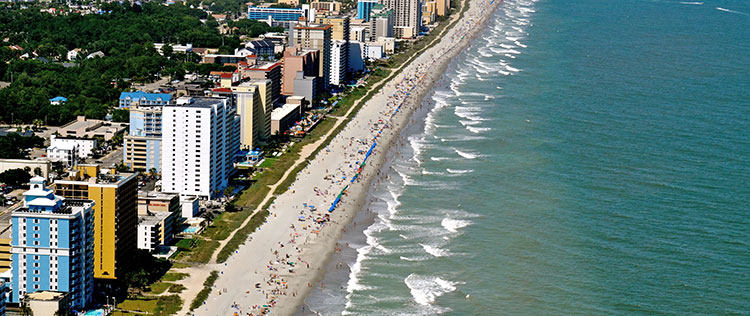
xmin=0 ymin=2 xmax=243 ymax=125
xmin=0 ymin=168 xmax=32 ymax=188
xmin=0 ymin=133 xmax=44 ymax=159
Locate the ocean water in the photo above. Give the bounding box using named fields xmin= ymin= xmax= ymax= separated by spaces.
xmin=303 ymin=0 xmax=750 ymax=314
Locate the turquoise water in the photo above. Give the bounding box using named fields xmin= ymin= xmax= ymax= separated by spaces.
xmin=304 ymin=0 xmax=750 ymax=314
xmin=83 ymin=309 xmax=104 ymax=316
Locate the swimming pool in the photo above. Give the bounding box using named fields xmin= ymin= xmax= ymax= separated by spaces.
xmin=83 ymin=309 xmax=105 ymax=316
xmin=182 ymin=226 xmax=199 ymax=234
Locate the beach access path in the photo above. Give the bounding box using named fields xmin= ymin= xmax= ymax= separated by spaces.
xmin=174 ymin=0 xmax=501 ymax=314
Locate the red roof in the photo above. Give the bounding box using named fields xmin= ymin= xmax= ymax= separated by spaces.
xmin=213 ymin=88 xmax=233 ymax=93
xmin=220 ymin=73 xmax=233 ymax=79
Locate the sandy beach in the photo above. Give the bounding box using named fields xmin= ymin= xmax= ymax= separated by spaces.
xmin=191 ymin=0 xmax=503 ymax=315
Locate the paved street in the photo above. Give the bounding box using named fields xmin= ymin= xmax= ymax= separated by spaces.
xmin=90 ymin=146 xmax=123 ymax=168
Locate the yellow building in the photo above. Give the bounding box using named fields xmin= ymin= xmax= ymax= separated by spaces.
xmin=311 ymin=1 xmax=342 ymax=14
xmin=422 ymin=1 xmax=437 ymax=25
xmin=315 ymin=15 xmax=350 ymax=41
xmin=54 ymin=169 xmax=138 ymax=280
xmin=0 ymin=225 xmax=11 ymax=273
xmin=231 ymin=80 xmax=274 ymax=149
xmin=436 ymin=0 xmax=450 ymax=16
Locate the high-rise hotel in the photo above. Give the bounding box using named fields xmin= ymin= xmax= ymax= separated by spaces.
xmin=11 ymin=177 xmax=95 ymax=309
xmin=162 ymin=97 xmax=240 ymax=199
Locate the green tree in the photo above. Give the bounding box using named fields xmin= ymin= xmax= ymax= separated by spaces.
xmin=111 ymin=109 xmax=130 ymax=123
xmin=0 ymin=169 xmax=32 ymax=188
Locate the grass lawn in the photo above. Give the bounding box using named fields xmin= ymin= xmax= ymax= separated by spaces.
xmin=147 ymin=282 xmax=171 ymax=295
xmin=161 ymin=272 xmax=189 ymax=282
xmin=170 ymin=262 xmax=191 ymax=269
xmin=114 ymin=295 xmax=182 ymax=316
xmin=168 ymin=283 xmax=186 ymax=293
xmin=259 ymin=157 xmax=277 ymax=168
xmin=115 ymin=298 xmax=157 ymax=314
xmin=172 ymin=238 xmax=220 ymax=263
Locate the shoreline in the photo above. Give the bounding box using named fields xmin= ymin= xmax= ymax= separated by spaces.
xmin=292 ymin=0 xmax=504 ymax=313
xmin=193 ymin=0 xmax=503 ymax=314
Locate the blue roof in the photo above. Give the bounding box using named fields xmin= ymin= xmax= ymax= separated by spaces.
xmin=119 ymin=91 xmax=172 ymax=102
xmin=49 ymin=96 xmax=67 ymax=102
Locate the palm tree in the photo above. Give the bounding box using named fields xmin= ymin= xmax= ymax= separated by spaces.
xmin=20 ymin=298 xmax=32 ymax=316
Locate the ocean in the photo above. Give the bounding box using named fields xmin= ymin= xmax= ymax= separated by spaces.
xmin=303 ymin=0 xmax=750 ymax=314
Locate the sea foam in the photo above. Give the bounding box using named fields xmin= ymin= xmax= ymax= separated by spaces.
xmin=405 ymin=274 xmax=458 ymax=305
xmin=441 ymin=218 xmax=472 ymax=232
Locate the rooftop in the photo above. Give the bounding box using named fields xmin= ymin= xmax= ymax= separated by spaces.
xmin=14 ymin=199 xmax=94 ymax=216
xmin=49 ymin=96 xmax=67 ymax=102
xmin=170 ymin=97 xmax=227 ymax=109
xmin=26 ymin=291 xmax=68 ymax=301
xmin=139 ymin=212 xmax=171 ymax=226
xmin=247 ymin=61 xmax=282 ymax=71
xmin=57 ymin=172 xmax=136 ymax=186
xmin=295 ymin=24 xmax=332 ymax=31
xmin=63 ymin=119 xmax=101 ymax=131
xmin=272 ymin=103 xmax=301 ymax=120
xmin=120 ymin=91 xmax=173 ymax=102
xmin=138 ymin=190 xmax=178 ymax=201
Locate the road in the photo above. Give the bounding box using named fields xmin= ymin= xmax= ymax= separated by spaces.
xmin=131 ymin=77 xmax=170 ymax=93
xmin=90 ymin=146 xmax=123 ymax=168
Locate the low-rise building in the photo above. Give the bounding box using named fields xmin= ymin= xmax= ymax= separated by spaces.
xmin=202 ymin=54 xmax=248 ymax=65
xmin=137 ymin=191 xmax=180 ymax=250
xmin=271 ymin=102 xmax=302 ymax=135
xmin=49 ymin=96 xmax=67 ymax=105
xmin=0 ymin=159 xmax=51 ymax=179
xmin=137 ymin=212 xmax=173 ymax=251
xmin=153 ymin=43 xmax=193 ymax=55
xmin=377 ymin=36 xmax=396 ymax=54
xmin=57 ymin=116 xmax=127 ymax=141
xmin=46 ymin=142 xmax=78 ymax=167
xmin=180 ymin=195 xmax=199 ymax=219
xmin=244 ymin=39 xmax=276 ymax=58
xmin=26 ymin=291 xmax=70 ymax=316
xmin=365 ymin=42 xmax=384 ymax=60
xmin=50 ymin=135 xmax=97 ymax=158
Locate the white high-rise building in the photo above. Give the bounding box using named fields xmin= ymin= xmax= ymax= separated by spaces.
xmin=161 ymin=97 xmax=240 ymax=199
xmin=330 ymin=40 xmax=348 ymax=86
xmin=381 ymin=0 xmax=421 ymax=38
